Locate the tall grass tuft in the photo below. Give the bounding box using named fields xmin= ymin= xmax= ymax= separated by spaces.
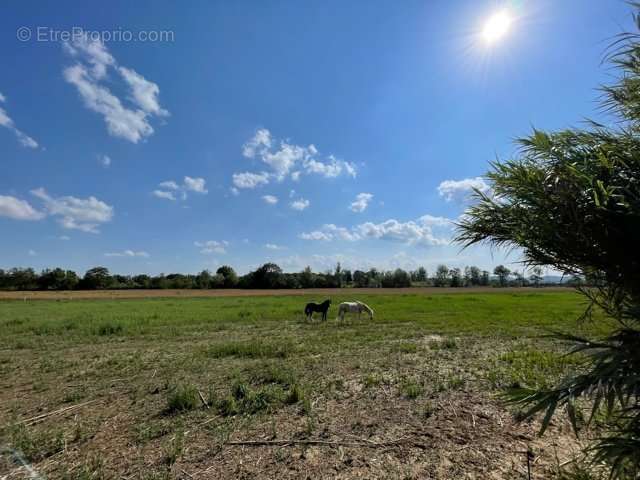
xmin=166 ymin=384 xmax=200 ymax=413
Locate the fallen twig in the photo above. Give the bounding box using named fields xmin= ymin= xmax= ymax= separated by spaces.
xmin=180 ymin=469 xmax=194 ymax=479
xmin=18 ymin=400 xmax=97 ymax=426
xmin=198 ymin=390 xmax=209 ymax=409
xmin=224 ymin=438 xmax=427 ymax=449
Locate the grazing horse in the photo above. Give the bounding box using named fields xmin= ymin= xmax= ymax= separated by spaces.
xmin=305 ymin=299 xmax=331 ymax=321
xmin=338 ymin=301 xmax=374 ymax=321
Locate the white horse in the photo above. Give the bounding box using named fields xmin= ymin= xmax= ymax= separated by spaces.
xmin=337 ymin=301 xmax=374 ymax=321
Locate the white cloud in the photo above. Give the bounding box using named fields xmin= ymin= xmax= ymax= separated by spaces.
xmin=59 ymin=235 xmax=71 ymax=241
xmin=300 ymin=215 xmax=453 ymax=247
xmin=64 ymin=64 xmax=153 ymax=143
xmin=63 ymin=34 xmax=114 ymax=79
xmin=118 ymin=66 xmax=169 ymax=117
xmin=154 ymin=177 xmax=207 ymax=200
xmin=31 ymin=187 xmax=113 ymax=234
xmin=419 ymin=214 xmax=453 ymax=227
xmin=290 ymin=198 xmax=310 ymax=211
xmin=105 ymin=250 xmax=149 ymax=258
xmin=99 ymin=154 xmax=111 ymax=168
xmin=262 ymin=195 xmax=278 ymax=205
xmin=299 ymin=230 xmax=333 ymax=241
xmin=356 ymin=219 xmax=450 ymax=246
xmin=350 ymin=193 xmax=373 ymax=212
xmin=0 ymin=93 xmax=39 ymax=149
xmin=195 ymin=240 xmax=228 ymax=255
xmin=264 ymin=243 xmax=285 ymax=250
xmin=304 ymin=155 xmax=355 ymax=179
xmin=153 ymin=189 xmax=176 ymax=201
xmin=437 ymin=177 xmax=491 ymax=203
xmin=263 ymin=143 xmax=307 ymax=180
xmin=63 ymin=33 xmax=168 ymax=143
xmin=159 ymin=180 xmax=179 ymax=190
xmin=232 ymin=171 xmax=270 ymax=189
xmin=325 ymin=224 xmax=362 ymax=241
xmin=233 ymin=129 xmax=356 ymax=189
xmin=0 ymin=195 xmax=45 ymax=221
xmin=299 ymin=223 xmax=359 ymax=242
xmin=183 ymin=176 xmax=208 ymax=193
xmin=242 ymin=128 xmax=272 ymax=158
xmin=28 ymin=249 xmax=37 ymax=257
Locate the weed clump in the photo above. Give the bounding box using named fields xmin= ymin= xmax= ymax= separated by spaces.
xmin=166 ymin=384 xmax=200 ymax=413
xmin=95 ymin=323 xmax=124 ymax=336
xmin=205 ymin=340 xmax=295 ymax=359
xmin=428 ymin=337 xmax=457 ymax=350
xmin=214 ymin=377 xmax=306 ymax=416
xmin=400 ymin=378 xmax=424 ymax=399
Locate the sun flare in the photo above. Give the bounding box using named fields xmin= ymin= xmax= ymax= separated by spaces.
xmin=482 ymin=9 xmax=512 ymax=44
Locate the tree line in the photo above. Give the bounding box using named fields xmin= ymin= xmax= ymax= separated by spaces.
xmin=0 ymin=263 xmax=577 ymax=291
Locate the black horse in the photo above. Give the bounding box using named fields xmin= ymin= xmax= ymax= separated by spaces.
xmin=304 ymin=299 xmax=331 ymax=321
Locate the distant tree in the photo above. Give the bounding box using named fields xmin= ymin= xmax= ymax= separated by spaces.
xmin=300 ymin=266 xmax=314 ymax=288
xmin=342 ymin=269 xmax=353 ymax=285
xmin=151 ymin=274 xmax=168 ymax=289
xmin=82 ymin=267 xmax=112 ymax=290
xmin=366 ymin=268 xmax=381 ymax=288
xmin=112 ymin=274 xmax=132 ymax=288
xmin=529 ymin=266 xmax=544 ymax=287
xmin=511 ymin=270 xmax=526 ymax=287
xmin=166 ymin=273 xmax=192 ymax=289
xmin=334 ymin=263 xmax=343 ymax=288
xmin=393 ymin=268 xmax=411 ymax=287
xmin=463 ymin=267 xmax=472 ymax=286
xmin=352 ymin=270 xmax=367 ymax=288
xmin=37 ymin=268 xmax=78 ymax=290
xmin=132 ymin=274 xmax=151 ymax=289
xmin=196 ymin=270 xmax=212 ymax=289
xmin=210 ymin=273 xmax=225 ymax=288
xmin=7 ymin=268 xmax=38 ymax=290
xmin=381 ymin=269 xmax=411 ymax=288
xmin=449 ymin=268 xmax=462 ymax=287
xmin=413 ymin=266 xmax=427 ymax=283
xmin=480 ymin=270 xmax=490 ymax=286
xmin=434 ymin=264 xmax=449 ymax=287
xmin=468 ymin=266 xmax=481 ymax=286
xmin=216 ymin=265 xmax=238 ymax=288
xmin=251 ymin=263 xmax=284 ymax=289
xmin=493 ymin=265 xmax=511 ymax=287
xmin=38 ymin=268 xmax=66 ymax=290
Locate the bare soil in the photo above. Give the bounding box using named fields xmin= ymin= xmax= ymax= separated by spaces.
xmin=0 ymin=286 xmax=570 ymax=301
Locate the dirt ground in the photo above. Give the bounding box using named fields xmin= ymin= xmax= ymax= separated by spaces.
xmin=0 ymin=290 xmax=590 ymax=479
xmin=0 ymin=286 xmax=570 ymax=301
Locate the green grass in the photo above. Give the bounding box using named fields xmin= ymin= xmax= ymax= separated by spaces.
xmin=166 ymin=383 xmax=201 ymax=413
xmin=204 ymin=340 xmax=296 ymax=359
xmin=0 ymin=291 xmax=608 ymax=343
xmin=487 ymin=345 xmax=584 ymax=390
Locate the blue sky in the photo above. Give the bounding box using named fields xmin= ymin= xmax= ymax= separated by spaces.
xmin=0 ymin=1 xmax=631 ymax=275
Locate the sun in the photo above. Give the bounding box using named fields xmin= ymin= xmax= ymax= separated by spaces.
xmin=482 ymin=9 xmax=512 ymax=44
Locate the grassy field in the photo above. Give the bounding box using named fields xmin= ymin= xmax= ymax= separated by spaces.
xmin=0 ymin=290 xmax=608 ymax=479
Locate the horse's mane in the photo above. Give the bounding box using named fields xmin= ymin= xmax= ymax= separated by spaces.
xmin=355 ymin=301 xmax=374 ymax=314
